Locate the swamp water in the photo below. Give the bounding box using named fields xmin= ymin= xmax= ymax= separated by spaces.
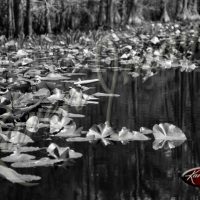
xmin=0 ymin=68 xmax=200 ymax=200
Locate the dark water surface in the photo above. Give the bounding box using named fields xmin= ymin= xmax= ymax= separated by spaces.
xmin=1 ymin=68 xmax=200 ymax=200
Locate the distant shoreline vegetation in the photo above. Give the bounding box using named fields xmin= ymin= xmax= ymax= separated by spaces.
xmin=0 ymin=0 xmax=199 ymax=37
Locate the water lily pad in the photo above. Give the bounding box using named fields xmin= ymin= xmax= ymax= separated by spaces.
xmin=15 ymin=49 xmax=28 ymax=58
xmin=0 ymin=144 xmax=41 ymax=153
xmin=50 ymin=115 xmax=72 ymax=134
xmin=26 ymin=116 xmax=40 ymax=133
xmin=152 ymin=123 xmax=187 ymax=140
xmin=0 ymin=165 xmax=41 ymax=183
xmin=33 ymin=88 xmax=50 ymax=98
xmin=11 ymin=157 xmax=63 ymax=168
xmin=110 ymin=127 xmax=149 ymax=142
xmin=41 ymin=73 xmax=69 ymax=81
xmin=47 ymin=88 xmax=65 ymax=104
xmin=66 ymin=137 xmax=91 ymax=142
xmin=87 ymin=122 xmax=114 ymax=139
xmin=54 ymin=126 xmax=83 ymax=138
xmin=1 ymin=152 xmax=35 ymax=163
xmin=0 ymin=130 xmax=34 ymax=144
xmin=139 ymin=127 xmax=153 ymax=135
xmin=86 ymin=122 xmax=114 ymax=145
xmin=47 ymin=143 xmax=82 ymax=159
xmin=93 ymin=92 xmax=120 ymax=97
xmin=74 ymin=79 xmax=99 ymax=85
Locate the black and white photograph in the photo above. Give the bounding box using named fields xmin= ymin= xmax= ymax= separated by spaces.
xmin=0 ymin=0 xmax=199 ymax=199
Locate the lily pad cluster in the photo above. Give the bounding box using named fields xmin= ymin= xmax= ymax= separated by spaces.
xmin=0 ymin=22 xmax=192 ymax=185
xmin=67 ymin=122 xmax=187 ymax=150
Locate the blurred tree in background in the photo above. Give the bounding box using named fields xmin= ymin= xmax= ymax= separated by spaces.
xmin=0 ymin=0 xmax=199 ymax=37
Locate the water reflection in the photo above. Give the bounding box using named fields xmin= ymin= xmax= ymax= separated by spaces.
xmin=1 ymin=69 xmax=200 ymax=199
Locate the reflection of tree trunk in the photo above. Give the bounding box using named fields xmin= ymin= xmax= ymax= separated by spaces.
xmin=16 ymin=0 xmax=24 ymax=37
xmin=45 ymin=0 xmax=52 ymax=34
xmin=176 ymin=0 xmax=183 ymax=19
xmin=106 ymin=0 xmax=114 ymax=28
xmin=128 ymin=0 xmax=143 ymax=25
xmin=121 ymin=0 xmax=127 ymax=26
xmin=192 ymin=0 xmax=199 ymax=16
xmin=98 ymin=0 xmax=106 ymax=26
xmin=134 ymin=144 xmax=141 ymax=199
xmin=188 ymin=0 xmax=200 ymax=20
xmin=26 ymin=0 xmax=32 ymax=36
xmin=113 ymin=1 xmax=121 ymax=26
xmin=88 ymin=146 xmax=95 ymax=200
xmin=161 ymin=0 xmax=170 ymax=22
xmin=177 ymin=0 xmax=200 ymax=20
xmin=182 ymin=0 xmax=189 ymax=20
xmin=8 ymin=0 xmax=15 ymax=37
xmin=60 ymin=0 xmax=65 ymax=32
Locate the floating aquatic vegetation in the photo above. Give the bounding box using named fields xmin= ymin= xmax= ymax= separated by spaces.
xmin=0 ymin=164 xmax=41 ymax=184
xmin=54 ymin=125 xmax=83 ymax=138
xmin=40 ymin=73 xmax=69 ymax=81
xmin=0 ymin=23 xmax=197 ymax=187
xmin=49 ymin=115 xmax=72 ymax=134
xmin=47 ymin=88 xmax=65 ymax=104
xmin=69 ymin=88 xmax=98 ymax=101
xmin=110 ymin=127 xmax=150 ymax=143
xmin=139 ymin=127 xmax=153 ymax=135
xmin=15 ymin=49 xmax=29 ymax=58
xmin=26 ymin=116 xmax=40 ymax=133
xmin=11 ymin=157 xmax=63 ymax=168
xmin=152 ymin=123 xmax=187 ymax=140
xmin=93 ymin=92 xmax=120 ymax=97
xmin=66 ymin=137 xmax=91 ymax=142
xmin=1 ymin=152 xmax=35 ymax=163
xmin=33 ymin=88 xmax=50 ymax=98
xmin=0 ymin=144 xmax=40 ymax=153
xmin=153 ymin=140 xmax=186 ymax=150
xmin=65 ymin=95 xmax=98 ymax=107
xmin=58 ymin=108 xmax=85 ymax=118
xmin=74 ymin=78 xmax=99 ymax=85
xmin=47 ymin=143 xmax=82 ymax=159
xmin=86 ymin=122 xmax=114 ymax=145
xmin=0 ymin=128 xmax=34 ymax=144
